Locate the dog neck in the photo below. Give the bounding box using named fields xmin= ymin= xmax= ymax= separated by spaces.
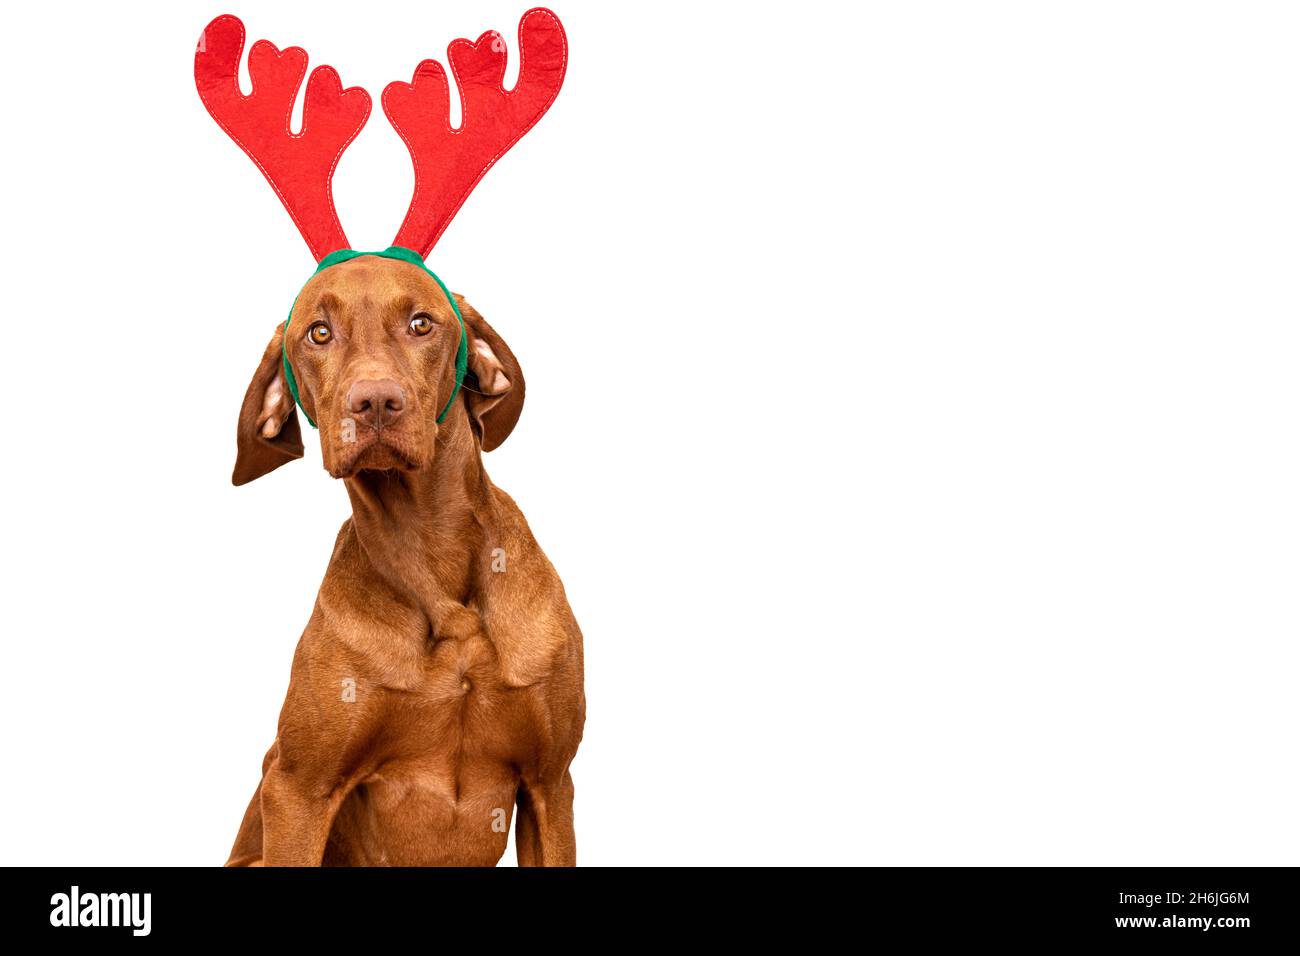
xmin=342 ymin=411 xmax=490 ymax=626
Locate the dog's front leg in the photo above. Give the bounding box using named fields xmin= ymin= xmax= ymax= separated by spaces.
xmin=259 ymin=761 xmax=347 ymax=866
xmin=255 ymin=617 xmax=378 ymax=866
xmin=515 ymin=769 xmax=577 ymax=867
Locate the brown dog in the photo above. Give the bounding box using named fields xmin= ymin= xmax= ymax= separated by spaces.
xmin=225 ymin=254 xmax=584 ymax=866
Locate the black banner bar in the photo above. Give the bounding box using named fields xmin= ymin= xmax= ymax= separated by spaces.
xmin=7 ymin=867 xmax=1295 ymax=944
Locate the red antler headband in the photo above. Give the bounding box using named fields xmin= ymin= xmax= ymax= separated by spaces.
xmin=194 ymin=8 xmax=568 ymax=261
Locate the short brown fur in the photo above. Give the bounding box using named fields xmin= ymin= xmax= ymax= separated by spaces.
xmin=227 ymin=256 xmax=584 ymax=866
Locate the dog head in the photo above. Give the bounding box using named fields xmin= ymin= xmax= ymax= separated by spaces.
xmin=232 ymin=255 xmax=523 ymax=485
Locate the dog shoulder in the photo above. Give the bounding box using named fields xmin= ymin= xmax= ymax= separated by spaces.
xmin=479 ymin=488 xmax=583 ymax=689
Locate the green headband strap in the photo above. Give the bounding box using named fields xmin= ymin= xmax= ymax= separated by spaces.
xmin=281 ymin=245 xmax=469 ymax=429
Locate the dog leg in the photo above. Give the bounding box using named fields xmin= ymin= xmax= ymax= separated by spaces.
xmin=259 ymin=763 xmax=350 ymax=866
xmin=514 ymin=769 xmax=576 ymax=867
xmin=226 ymin=780 xmax=265 ymax=866
xmin=226 ymin=743 xmax=277 ymax=866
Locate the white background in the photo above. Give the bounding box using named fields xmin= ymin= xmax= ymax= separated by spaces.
xmin=1 ymin=1 xmax=1297 ymax=866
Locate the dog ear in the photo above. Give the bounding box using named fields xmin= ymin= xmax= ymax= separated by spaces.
xmin=232 ymin=325 xmax=304 ymax=485
xmin=456 ymin=298 xmax=525 ymax=451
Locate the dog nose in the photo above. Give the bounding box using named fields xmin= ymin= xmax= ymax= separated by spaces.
xmin=347 ymin=379 xmax=406 ymax=428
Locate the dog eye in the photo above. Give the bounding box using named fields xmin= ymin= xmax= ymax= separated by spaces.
xmin=409 ymin=314 xmax=433 ymax=337
xmin=307 ymin=322 xmax=332 ymax=345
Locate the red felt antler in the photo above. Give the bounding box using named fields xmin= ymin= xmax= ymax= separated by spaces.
xmin=383 ymin=8 xmax=568 ymax=257
xmin=195 ymin=15 xmax=371 ymax=261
